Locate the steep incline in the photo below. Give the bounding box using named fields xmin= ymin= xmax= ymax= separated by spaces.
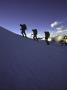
xmin=0 ymin=27 xmax=67 ymax=90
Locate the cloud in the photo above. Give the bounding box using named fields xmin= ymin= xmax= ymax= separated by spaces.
xmin=51 ymin=21 xmax=59 ymax=28
xmin=51 ymin=21 xmax=66 ymax=30
xmin=56 ymin=26 xmax=65 ymax=30
xmin=51 ymin=21 xmax=67 ymax=37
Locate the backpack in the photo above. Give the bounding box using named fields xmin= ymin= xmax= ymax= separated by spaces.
xmin=45 ymin=32 xmax=50 ymax=38
xmin=20 ymin=24 xmax=27 ymax=30
xmin=32 ymin=29 xmax=37 ymax=35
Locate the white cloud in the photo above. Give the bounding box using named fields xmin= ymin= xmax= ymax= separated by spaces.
xmin=51 ymin=21 xmax=59 ymax=28
xmin=56 ymin=26 xmax=65 ymax=30
xmin=51 ymin=21 xmax=66 ymax=30
xmin=51 ymin=21 xmax=67 ymax=37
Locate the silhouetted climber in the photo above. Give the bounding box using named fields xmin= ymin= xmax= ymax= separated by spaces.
xmin=32 ymin=29 xmax=38 ymax=40
xmin=20 ymin=24 xmax=27 ymax=37
xmin=44 ymin=31 xmax=50 ymax=45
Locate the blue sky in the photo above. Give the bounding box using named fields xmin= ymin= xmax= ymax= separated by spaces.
xmin=0 ymin=0 xmax=67 ymax=37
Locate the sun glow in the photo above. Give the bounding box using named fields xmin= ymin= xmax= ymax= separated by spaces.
xmin=48 ymin=38 xmax=52 ymax=42
xmin=66 ymin=39 xmax=67 ymax=43
xmin=55 ymin=36 xmax=63 ymax=42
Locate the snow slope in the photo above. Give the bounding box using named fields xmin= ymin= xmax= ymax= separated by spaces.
xmin=0 ymin=26 xmax=67 ymax=90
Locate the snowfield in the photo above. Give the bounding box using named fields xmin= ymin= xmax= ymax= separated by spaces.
xmin=0 ymin=26 xmax=67 ymax=90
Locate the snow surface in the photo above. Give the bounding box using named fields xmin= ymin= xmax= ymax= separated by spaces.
xmin=0 ymin=26 xmax=67 ymax=90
